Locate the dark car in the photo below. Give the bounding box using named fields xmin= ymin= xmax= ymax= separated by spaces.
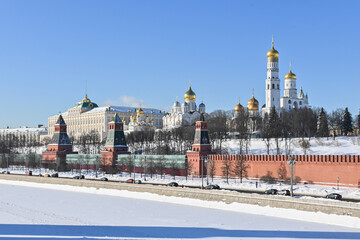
xmin=1 ymin=171 xmax=10 ymax=174
xmin=26 ymin=171 xmax=32 ymax=176
xmin=326 ymin=193 xmax=342 ymax=200
xmin=51 ymin=173 xmax=59 ymax=177
xmin=205 ymin=184 xmax=220 ymax=190
xmin=126 ymin=179 xmax=134 ymax=183
xmin=277 ymin=189 xmax=291 ymax=196
xmin=73 ymin=175 xmax=85 ymax=179
xmin=135 ymin=180 xmax=142 ymax=184
xmin=168 ymin=182 xmax=179 ymax=187
xmin=100 ymin=177 xmax=108 ymax=181
xmin=265 ymin=189 xmax=278 ymax=195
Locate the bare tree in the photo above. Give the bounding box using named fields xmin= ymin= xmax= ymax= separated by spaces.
xmin=221 ymin=157 xmax=232 ymax=184
xmin=155 ymin=157 xmax=166 ymax=179
xmin=170 ymin=159 xmax=179 ymax=180
xmin=183 ymin=155 xmax=193 ymax=181
xmin=232 ymin=155 xmax=249 ymax=183
xmin=208 ymin=158 xmax=216 ymax=182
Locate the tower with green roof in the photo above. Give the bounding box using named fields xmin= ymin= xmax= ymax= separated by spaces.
xmin=101 ymin=114 xmax=130 ymax=166
xmin=186 ymin=113 xmax=214 ymax=176
xmin=42 ymin=114 xmax=75 ymax=169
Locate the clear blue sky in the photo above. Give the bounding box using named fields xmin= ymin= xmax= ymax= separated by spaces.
xmin=0 ymin=0 xmax=359 ymax=128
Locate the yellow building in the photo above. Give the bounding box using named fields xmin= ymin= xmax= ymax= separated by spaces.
xmin=47 ymin=94 xmax=164 ymax=139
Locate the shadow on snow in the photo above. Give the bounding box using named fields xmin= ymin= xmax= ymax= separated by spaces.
xmin=0 ymin=224 xmax=359 ymax=239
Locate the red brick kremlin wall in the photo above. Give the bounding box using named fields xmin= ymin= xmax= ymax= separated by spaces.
xmin=208 ymin=155 xmax=360 ymax=187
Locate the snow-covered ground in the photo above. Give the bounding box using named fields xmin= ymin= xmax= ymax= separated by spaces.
xmin=4 ymin=166 xmax=360 ymax=200
xmin=224 ymin=136 xmax=360 ymax=155
xmin=0 ymin=179 xmax=359 ymax=240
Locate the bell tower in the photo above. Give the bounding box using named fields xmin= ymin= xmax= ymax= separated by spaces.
xmin=263 ymin=36 xmax=280 ymax=116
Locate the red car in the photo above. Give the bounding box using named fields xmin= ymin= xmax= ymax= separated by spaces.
xmin=26 ymin=171 xmax=32 ymax=176
xmin=126 ymin=179 xmax=134 ymax=183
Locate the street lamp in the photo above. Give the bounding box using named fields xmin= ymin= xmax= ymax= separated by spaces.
xmin=201 ymin=155 xmax=209 ymax=189
xmin=144 ymin=156 xmax=147 ymax=181
xmin=337 ymin=177 xmax=340 ymax=190
xmin=287 ymin=157 xmax=296 ymax=197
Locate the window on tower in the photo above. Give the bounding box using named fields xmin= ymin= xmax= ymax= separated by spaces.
xmin=277 ymin=84 xmax=279 ymax=89
xmin=267 ymin=84 xmax=269 ymax=89
xmin=272 ymin=84 xmax=275 ymax=89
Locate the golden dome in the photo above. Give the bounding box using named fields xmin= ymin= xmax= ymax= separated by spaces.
xmin=247 ymin=94 xmax=259 ymax=111
xmin=137 ymin=107 xmax=144 ymax=114
xmin=122 ymin=119 xmax=126 ymax=124
xmin=267 ymin=37 xmax=279 ymax=59
xmin=81 ymin=94 xmax=91 ymax=103
xmin=234 ymin=102 xmax=244 ymax=112
xmin=267 ymin=47 xmax=279 ymax=58
xmin=285 ymin=62 xmax=296 ymax=79
xmin=184 ymin=85 xmax=196 ymax=101
xmin=285 ymin=70 xmax=296 ymax=79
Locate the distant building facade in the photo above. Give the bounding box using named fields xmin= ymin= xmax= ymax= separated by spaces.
xmin=47 ymin=94 xmax=164 ymax=139
xmin=0 ymin=126 xmax=48 ymax=144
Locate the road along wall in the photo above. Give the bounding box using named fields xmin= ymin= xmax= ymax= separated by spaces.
xmin=0 ymin=174 xmax=359 ymax=218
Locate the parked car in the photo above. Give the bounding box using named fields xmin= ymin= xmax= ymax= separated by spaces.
xmin=73 ymin=175 xmax=85 ymax=179
xmin=44 ymin=174 xmax=51 ymax=177
xmin=167 ymin=182 xmax=179 ymax=187
xmin=51 ymin=173 xmax=59 ymax=177
xmin=135 ymin=180 xmax=142 ymax=184
xmin=205 ymin=184 xmax=220 ymax=190
xmin=26 ymin=171 xmax=32 ymax=176
xmin=265 ymin=189 xmax=278 ymax=195
xmin=126 ymin=179 xmax=134 ymax=183
xmin=277 ymin=189 xmax=291 ymax=196
xmin=1 ymin=171 xmax=10 ymax=174
xmin=38 ymin=174 xmax=43 ymax=177
xmin=100 ymin=177 xmax=108 ymax=181
xmin=326 ymin=193 xmax=342 ymax=200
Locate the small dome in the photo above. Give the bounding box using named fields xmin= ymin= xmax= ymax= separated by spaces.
xmin=184 ymin=85 xmax=196 ymax=101
xmin=173 ymin=101 xmax=181 ymax=107
xmin=247 ymin=95 xmax=259 ymax=111
xmin=81 ymin=94 xmax=91 ymax=103
xmin=137 ymin=108 xmax=144 ymax=114
xmin=199 ymin=102 xmax=205 ymax=107
xmin=285 ymin=70 xmax=296 ymax=79
xmin=234 ymin=103 xmax=244 ymax=112
xmin=183 ymin=102 xmax=188 ymax=106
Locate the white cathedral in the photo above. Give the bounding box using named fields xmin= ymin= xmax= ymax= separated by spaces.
xmin=262 ymin=38 xmax=309 ymax=116
xmin=163 ymin=85 xmax=206 ymax=129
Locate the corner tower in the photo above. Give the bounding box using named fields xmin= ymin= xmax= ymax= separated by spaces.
xmin=263 ymin=36 xmax=280 ymax=116
xmin=101 ymin=114 xmax=130 ymax=166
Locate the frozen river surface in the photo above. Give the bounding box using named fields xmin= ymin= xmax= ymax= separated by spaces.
xmin=0 ymin=181 xmax=359 ymax=240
